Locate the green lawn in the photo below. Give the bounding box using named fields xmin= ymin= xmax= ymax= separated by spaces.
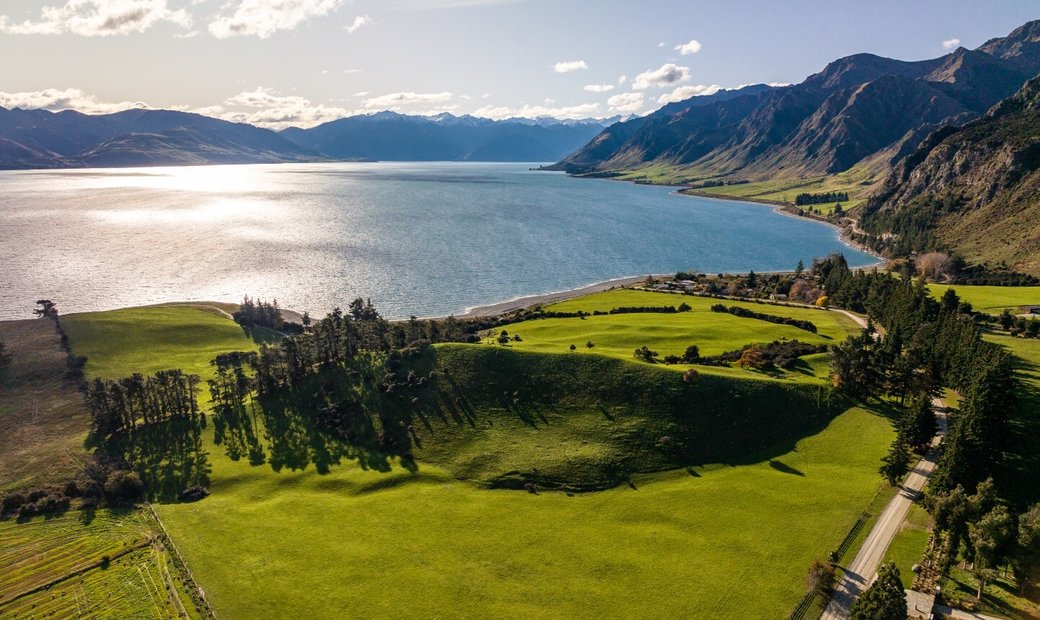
xmin=494 ymin=288 xmax=858 ymax=384
xmin=930 ymin=285 xmax=1040 ymax=314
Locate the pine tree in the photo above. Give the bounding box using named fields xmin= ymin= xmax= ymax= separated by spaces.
xmin=880 ymin=431 xmax=910 ymax=486
xmin=849 ymin=562 xmax=906 ymax=620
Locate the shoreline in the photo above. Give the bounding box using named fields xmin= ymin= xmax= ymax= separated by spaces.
xmin=451 ymin=275 xmax=660 ymax=319
xmin=675 ymin=187 xmax=886 ymax=266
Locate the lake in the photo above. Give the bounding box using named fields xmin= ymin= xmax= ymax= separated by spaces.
xmin=0 ymin=162 xmax=876 ymax=320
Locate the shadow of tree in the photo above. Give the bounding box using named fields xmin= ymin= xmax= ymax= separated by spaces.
xmin=114 ymin=416 xmax=211 ymax=502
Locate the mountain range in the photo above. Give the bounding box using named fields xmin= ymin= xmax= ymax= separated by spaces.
xmin=279 ymin=112 xmax=612 ymax=162
xmin=0 ymin=108 xmax=614 ymax=170
xmin=551 ymin=21 xmax=1040 ymax=181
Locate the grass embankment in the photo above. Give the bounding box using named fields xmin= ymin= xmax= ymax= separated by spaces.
xmin=0 ymin=508 xmax=200 ymax=619
xmin=607 ymin=164 xmax=877 ymax=216
xmin=55 ymin=303 xmax=897 ymax=618
xmin=0 ymin=319 xmax=91 ymax=492
xmin=929 ymin=284 xmax=1040 ymax=315
xmin=493 ymin=288 xmax=858 ymax=385
xmin=882 ymin=504 xmax=932 ymax=589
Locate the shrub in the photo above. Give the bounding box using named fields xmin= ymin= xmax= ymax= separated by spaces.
xmin=806 ymin=559 xmax=836 ymax=595
xmin=1 ymin=491 xmax=26 ymax=515
xmin=104 ymin=471 xmax=144 ymax=503
xmin=738 ymin=347 xmax=767 ymax=369
xmin=683 ymin=368 xmax=700 ymax=384
xmin=634 ymin=346 xmax=659 ymax=363
xmin=178 ymin=486 xmax=210 ymax=503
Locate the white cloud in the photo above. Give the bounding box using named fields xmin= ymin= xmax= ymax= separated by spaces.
xmin=656 ymin=84 xmax=721 ymax=105
xmin=343 ymin=68 xmax=361 ymax=74
xmin=0 ymin=0 xmax=191 ymax=36
xmin=942 ymin=37 xmax=961 ymax=51
xmin=583 ymin=84 xmax=615 ymax=93
xmin=345 ymin=14 xmax=371 ymax=34
xmin=0 ymin=88 xmax=149 ymax=113
xmin=675 ymin=39 xmax=702 ymax=55
xmin=209 ymin=0 xmax=343 ymax=39
xmin=481 ymin=92 xmax=491 ymax=99
xmin=218 ymin=86 xmax=350 ymax=128
xmin=617 ymin=75 xmax=627 ymax=85
xmin=553 ymin=60 xmax=587 ymax=73
xmin=632 ymin=63 xmax=690 ymax=90
xmin=607 ymin=92 xmax=643 ymax=114
xmin=352 ymin=90 xmax=369 ymax=97
xmin=472 ymin=102 xmax=601 ymax=120
xmin=657 ymin=41 xmax=664 ymax=48
xmin=363 ymin=91 xmax=454 ymax=109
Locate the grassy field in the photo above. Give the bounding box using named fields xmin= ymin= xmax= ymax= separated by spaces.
xmin=156 ymin=405 xmax=891 ymax=619
xmin=492 ymin=288 xmax=859 ymax=384
xmin=0 ymin=507 xmax=201 ymax=619
xmin=62 ymin=305 xmax=267 ymax=382
xmin=930 ymin=285 xmax=1040 ymax=314
xmin=49 ymin=303 xmax=897 ymax=618
xmin=607 ymin=165 xmax=878 ymax=215
xmin=0 ymin=318 xmax=91 ymax=492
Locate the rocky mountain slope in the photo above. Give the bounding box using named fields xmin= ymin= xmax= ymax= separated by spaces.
xmin=551 ymin=20 xmax=1040 ymax=183
xmin=857 ymin=74 xmax=1040 ymax=275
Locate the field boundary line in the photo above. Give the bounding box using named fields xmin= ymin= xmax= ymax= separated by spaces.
xmin=147 ymin=502 xmax=217 ymax=619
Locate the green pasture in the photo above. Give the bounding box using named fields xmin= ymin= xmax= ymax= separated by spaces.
xmin=930 ymin=285 xmax=1040 ymax=314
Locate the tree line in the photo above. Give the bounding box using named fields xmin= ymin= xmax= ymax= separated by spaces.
xmin=817 ymin=254 xmax=1037 ymax=602
xmin=794 ymin=191 xmax=848 ymax=206
xmin=85 ymin=369 xmax=202 ymax=438
xmin=710 ymin=303 xmax=818 ymax=333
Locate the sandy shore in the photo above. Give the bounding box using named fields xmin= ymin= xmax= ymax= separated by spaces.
xmin=455 ymin=275 xmax=660 ymax=319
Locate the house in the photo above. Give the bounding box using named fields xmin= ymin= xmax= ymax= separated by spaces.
xmin=770 ymin=293 xmax=789 ymax=301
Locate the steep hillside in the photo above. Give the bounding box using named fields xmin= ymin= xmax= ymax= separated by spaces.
xmin=858 ymin=74 xmax=1040 ymax=275
xmin=280 ymin=111 xmax=610 ymax=162
xmin=553 ymin=20 xmax=1040 ymax=185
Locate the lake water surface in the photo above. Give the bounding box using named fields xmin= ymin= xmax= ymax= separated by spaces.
xmin=0 ymin=162 xmax=876 ymax=320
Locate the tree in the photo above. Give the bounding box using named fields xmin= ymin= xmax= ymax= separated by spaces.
xmin=586 ymin=340 xmax=595 ymax=348
xmin=682 ymin=368 xmax=700 ymax=384
xmin=901 ymin=396 xmax=937 ymax=448
xmin=916 ymin=252 xmax=953 ymax=282
xmin=34 ymin=300 xmax=57 ymax=319
xmin=1014 ymin=504 xmax=1040 ymax=586
xmin=969 ymin=505 xmax=1016 ymax=599
xmin=849 ymin=562 xmax=905 ymax=620
xmin=737 ymin=346 xmax=766 ymax=369
xmin=682 ymin=345 xmax=701 ymax=363
xmin=806 ymin=559 xmax=836 ymax=596
xmin=0 ymin=339 xmax=10 ymax=371
xmin=747 ymin=270 xmax=758 ymax=288
xmin=569 ymin=344 xmax=577 ymax=352
xmin=795 ymin=259 xmax=804 ymax=278
xmin=880 ymin=432 xmax=910 ymax=486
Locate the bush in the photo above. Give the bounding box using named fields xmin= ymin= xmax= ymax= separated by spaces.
xmin=683 ymin=368 xmax=700 ymax=384
xmin=634 ymin=346 xmax=659 ymax=363
xmin=104 ymin=471 xmax=144 ymax=503
xmin=1 ymin=491 xmax=26 ymax=515
xmin=178 ymin=486 xmax=210 ymax=502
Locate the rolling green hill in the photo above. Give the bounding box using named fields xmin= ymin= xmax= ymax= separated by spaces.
xmin=52 ymin=303 xmax=895 ymax=619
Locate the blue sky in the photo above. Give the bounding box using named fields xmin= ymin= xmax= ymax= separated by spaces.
xmin=0 ymin=0 xmax=1036 ymax=127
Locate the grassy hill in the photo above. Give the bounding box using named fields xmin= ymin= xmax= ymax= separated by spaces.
xmin=46 ymin=302 xmax=898 ymax=618
xmin=491 ymin=288 xmax=858 ymax=384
